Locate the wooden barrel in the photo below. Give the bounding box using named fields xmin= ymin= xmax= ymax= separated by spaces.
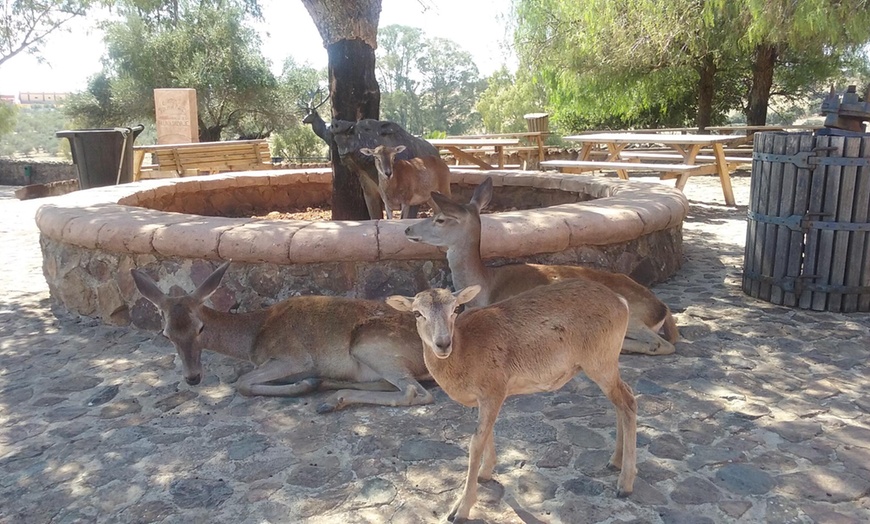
xmin=743 ymin=131 xmax=870 ymax=312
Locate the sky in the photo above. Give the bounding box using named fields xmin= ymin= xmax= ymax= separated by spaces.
xmin=0 ymin=0 xmax=516 ymax=98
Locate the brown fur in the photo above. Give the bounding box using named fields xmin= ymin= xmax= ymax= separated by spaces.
xmin=404 ymin=176 xmax=679 ymax=355
xmin=387 ymin=279 xmax=638 ymax=522
xmin=131 ymin=262 xmax=432 ymax=413
xmin=360 ymin=144 xmax=452 ymax=219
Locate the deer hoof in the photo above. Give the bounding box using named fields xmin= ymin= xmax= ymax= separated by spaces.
xmin=316 ymin=401 xmax=337 ymax=414
xmin=616 ymin=487 xmax=633 ymax=498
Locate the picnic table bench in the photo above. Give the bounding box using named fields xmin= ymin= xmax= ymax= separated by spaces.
xmin=445 ymin=132 xmax=546 ymax=169
xmin=134 ymin=139 xmax=273 ymax=180
xmin=548 ymin=132 xmax=751 ymax=206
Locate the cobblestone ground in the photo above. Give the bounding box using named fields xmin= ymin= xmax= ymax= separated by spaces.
xmin=1 ymin=172 xmax=869 ymax=524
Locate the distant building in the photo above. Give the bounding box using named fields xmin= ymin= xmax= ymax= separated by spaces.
xmin=0 ymin=95 xmax=14 ymax=104
xmin=18 ymin=92 xmax=70 ymax=106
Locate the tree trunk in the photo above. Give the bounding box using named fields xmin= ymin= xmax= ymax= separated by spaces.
xmin=695 ymin=54 xmax=716 ymax=131
xmin=327 ymin=38 xmax=381 ymax=220
xmin=745 ymin=44 xmax=778 ymax=126
xmin=301 ymin=0 xmax=382 ymax=220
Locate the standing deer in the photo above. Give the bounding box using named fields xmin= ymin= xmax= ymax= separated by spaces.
xmin=387 ymin=280 xmax=637 ymax=522
xmin=359 ymin=144 xmax=452 ymax=219
xmin=404 ymin=177 xmax=678 ymax=355
xmin=131 ymin=262 xmax=432 ymax=413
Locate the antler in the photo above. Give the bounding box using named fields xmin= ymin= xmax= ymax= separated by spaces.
xmin=298 ymin=88 xmax=330 ymax=114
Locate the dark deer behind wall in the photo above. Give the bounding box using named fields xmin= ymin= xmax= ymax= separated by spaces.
xmin=300 ymin=89 xmax=441 ymax=219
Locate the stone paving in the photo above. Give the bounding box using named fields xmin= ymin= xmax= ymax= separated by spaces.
xmin=1 ymin=171 xmax=869 ymax=524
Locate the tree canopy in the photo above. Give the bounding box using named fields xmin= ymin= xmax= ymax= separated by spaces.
xmin=64 ymin=0 xmax=281 ymax=141
xmin=0 ymin=0 xmax=92 ymax=68
xmin=376 ymin=24 xmax=484 ymax=136
xmin=512 ymin=0 xmax=870 ymax=130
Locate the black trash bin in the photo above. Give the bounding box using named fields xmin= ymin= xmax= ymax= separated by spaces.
xmin=56 ymin=125 xmax=145 ymax=189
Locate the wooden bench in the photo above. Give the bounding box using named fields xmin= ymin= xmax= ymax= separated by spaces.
xmin=134 ymin=139 xmax=273 ymax=180
xmin=618 ymin=151 xmax=752 ymax=164
xmin=540 ymin=159 xmax=703 ymax=180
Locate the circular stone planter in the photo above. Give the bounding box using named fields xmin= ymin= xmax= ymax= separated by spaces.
xmin=35 ymin=168 xmax=688 ymax=329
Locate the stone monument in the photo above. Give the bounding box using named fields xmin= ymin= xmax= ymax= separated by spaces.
xmin=154 ymin=88 xmax=199 ymax=144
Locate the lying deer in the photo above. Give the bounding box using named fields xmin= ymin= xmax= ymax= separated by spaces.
xmin=387 ymin=280 xmax=637 ymax=522
xmin=359 ymin=144 xmax=452 ymax=219
xmin=131 ymin=262 xmax=432 ymax=413
xmin=404 ymin=177 xmax=678 ymax=355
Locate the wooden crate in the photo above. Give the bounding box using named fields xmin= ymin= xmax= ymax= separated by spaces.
xmin=743 ymin=131 xmax=870 ymax=312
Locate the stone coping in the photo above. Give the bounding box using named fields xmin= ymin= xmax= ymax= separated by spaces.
xmin=35 ymin=168 xmax=688 ymax=264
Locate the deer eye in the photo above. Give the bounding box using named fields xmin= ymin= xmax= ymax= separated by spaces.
xmin=434 ymin=217 xmax=445 ymax=224
xmin=413 ymin=311 xmax=423 ymax=319
xmin=454 ymin=305 xmax=462 ymax=314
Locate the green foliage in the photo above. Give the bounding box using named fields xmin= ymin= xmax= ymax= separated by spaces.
xmin=477 ymin=67 xmax=547 ymax=133
xmin=0 ymin=0 xmax=93 ymax=67
xmin=63 ymin=0 xmax=280 ymax=142
xmin=511 ymin=0 xmax=870 ymax=130
xmin=0 ymin=106 xmax=70 ymax=158
xmin=268 ymin=58 xmax=329 ymax=161
xmin=0 ymin=103 xmax=17 ymax=137
xmin=376 ymin=25 xmax=484 ymax=136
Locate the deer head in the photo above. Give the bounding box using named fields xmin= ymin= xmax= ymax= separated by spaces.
xmin=298 ymin=88 xmax=330 ymax=124
xmin=359 ymin=144 xmax=406 ymax=179
xmin=130 ymin=262 xmax=231 ymax=385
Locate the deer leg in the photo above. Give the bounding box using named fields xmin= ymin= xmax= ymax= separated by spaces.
xmin=620 ymin=319 xmax=675 ymax=356
xmin=448 ymin=395 xmax=505 ymax=523
xmin=236 ymin=358 xmax=320 ymax=397
xmin=400 ymin=204 xmax=420 ymax=219
xmin=359 ymin=172 xmax=385 ymax=219
xmin=586 ymin=365 xmax=637 ymax=497
xmin=478 ymin=430 xmax=497 ymax=481
xmin=315 ymin=341 xmax=434 ymax=413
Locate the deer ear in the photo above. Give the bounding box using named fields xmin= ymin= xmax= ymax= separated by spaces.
xmin=431 ymin=191 xmax=464 ymax=217
xmin=386 ymin=295 xmax=414 ymax=312
xmin=455 ymin=285 xmax=481 ymax=305
xmin=359 ymin=148 xmax=373 ymax=156
xmin=131 ymin=269 xmax=167 ymax=308
xmin=470 ymin=177 xmax=493 ymax=211
xmin=192 ymin=261 xmax=231 ymax=302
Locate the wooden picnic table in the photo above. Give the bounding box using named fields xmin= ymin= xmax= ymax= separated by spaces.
xmin=427 ymin=138 xmax=520 ymax=170
xmin=559 ymin=132 xmax=750 ymax=206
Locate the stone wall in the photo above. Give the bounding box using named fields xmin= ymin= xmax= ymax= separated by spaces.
xmin=0 ymin=158 xmax=76 ymax=186
xmin=40 ymin=226 xmax=680 ymax=329
xmin=35 ymin=168 xmax=688 ymax=328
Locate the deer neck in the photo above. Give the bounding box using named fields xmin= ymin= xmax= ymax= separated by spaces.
xmin=445 ymin=230 xmax=492 ymax=308
xmin=196 ymin=307 xmax=263 ymax=363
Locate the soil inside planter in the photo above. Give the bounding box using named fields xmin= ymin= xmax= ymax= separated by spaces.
xmin=252 ymin=204 xmax=511 ymax=221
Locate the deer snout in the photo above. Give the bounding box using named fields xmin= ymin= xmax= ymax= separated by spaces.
xmin=432 ymin=337 xmax=453 ymax=359
xmin=404 ymin=226 xmax=421 ymax=241
xmin=185 ymin=373 xmax=202 ymax=386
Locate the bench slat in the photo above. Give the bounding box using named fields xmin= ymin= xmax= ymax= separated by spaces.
xmin=618 ymin=152 xmax=750 ymax=163
xmin=540 ymin=160 xmax=701 ymax=171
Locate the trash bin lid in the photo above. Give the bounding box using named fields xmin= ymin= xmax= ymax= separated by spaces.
xmin=524 ymin=113 xmax=549 ymax=119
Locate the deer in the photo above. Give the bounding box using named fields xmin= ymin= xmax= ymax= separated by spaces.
xmin=130 ymin=261 xmax=433 ymax=413
xmin=386 ymin=279 xmax=637 ymax=522
xmin=359 ymin=144 xmax=452 ymax=219
xmin=298 ymin=88 xmax=333 ymax=143
xmin=403 ymin=176 xmax=679 ymax=356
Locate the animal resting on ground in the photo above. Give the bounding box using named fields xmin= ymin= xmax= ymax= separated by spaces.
xmin=360 ymin=144 xmax=452 ymax=219
xmin=387 ymin=280 xmax=638 ymax=522
xmin=404 ymin=176 xmax=679 ymax=355
xmin=130 ymin=262 xmax=433 ymax=413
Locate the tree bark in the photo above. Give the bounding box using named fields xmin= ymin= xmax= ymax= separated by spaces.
xmin=745 ymin=44 xmax=778 ymax=126
xmin=327 ymin=38 xmax=381 ymax=220
xmin=695 ymin=54 xmax=716 ymax=131
xmin=301 ymin=0 xmax=382 ymax=220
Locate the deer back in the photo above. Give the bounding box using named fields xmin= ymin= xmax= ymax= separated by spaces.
xmin=251 ymin=295 xmax=420 ymax=367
